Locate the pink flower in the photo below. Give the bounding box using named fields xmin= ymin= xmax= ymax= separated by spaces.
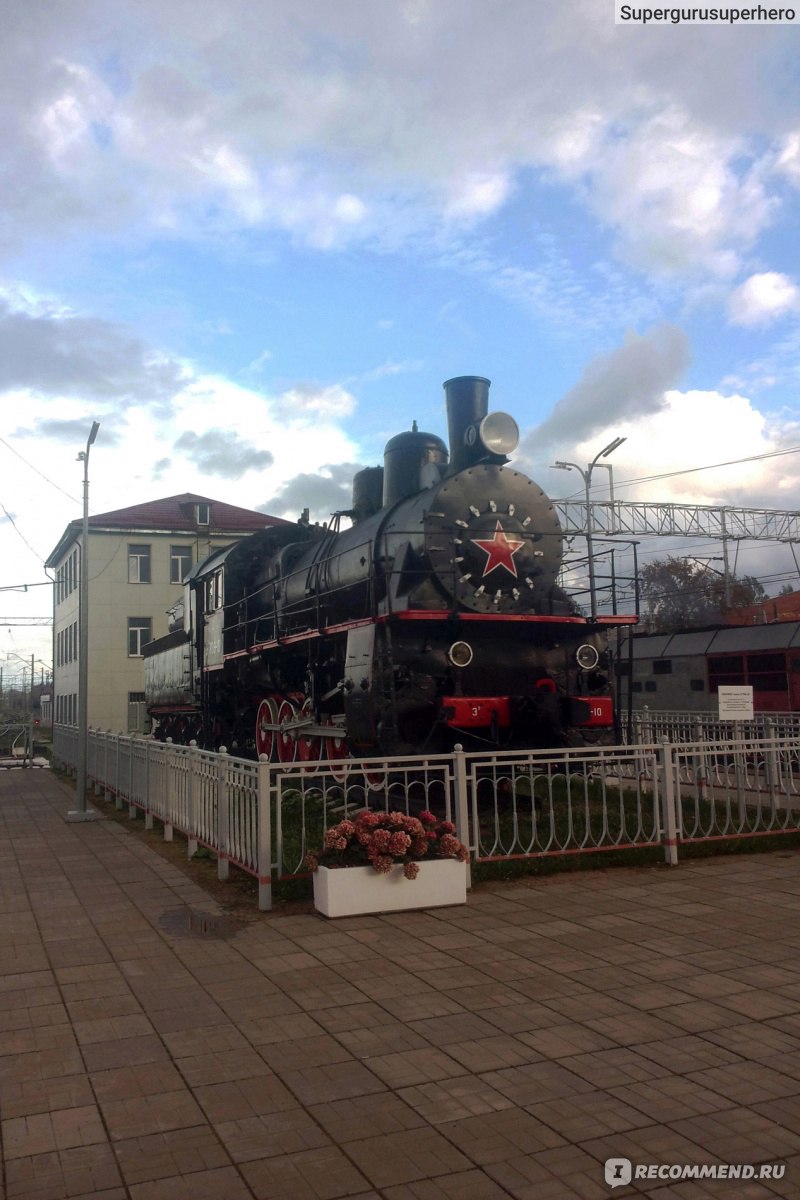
xmin=372 ymin=855 xmax=394 ymax=874
xmin=370 ymin=829 xmax=391 ymax=851
xmin=305 ymin=853 xmax=319 ymax=871
xmin=439 ymin=833 xmax=462 ymax=857
xmin=387 ymin=832 xmax=412 ymax=856
xmin=419 ymin=810 xmax=437 ymax=825
xmin=439 ymin=820 xmax=456 ymax=834
xmin=358 ymin=812 xmax=382 ymax=828
xmin=404 ymin=862 xmax=420 ymax=880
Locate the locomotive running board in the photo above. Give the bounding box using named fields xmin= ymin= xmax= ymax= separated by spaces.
xmin=225 ymin=609 xmax=640 ymax=663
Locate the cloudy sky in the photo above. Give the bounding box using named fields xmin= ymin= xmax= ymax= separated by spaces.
xmin=3 ymin=1 xmax=800 ymax=674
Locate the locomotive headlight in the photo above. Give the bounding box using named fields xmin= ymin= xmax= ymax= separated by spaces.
xmin=576 ymin=643 xmax=600 ymax=671
xmin=470 ymin=411 xmax=520 ymax=457
xmin=447 ymin=641 xmax=474 ymax=668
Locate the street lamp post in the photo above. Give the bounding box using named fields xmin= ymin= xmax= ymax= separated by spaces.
xmin=553 ymin=437 xmax=626 ymax=621
xmin=69 ymin=421 xmax=100 ymax=822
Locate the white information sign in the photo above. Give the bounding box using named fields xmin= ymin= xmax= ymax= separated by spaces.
xmin=718 ymin=685 xmax=754 ymax=721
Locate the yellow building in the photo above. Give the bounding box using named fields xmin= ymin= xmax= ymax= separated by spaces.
xmin=46 ymin=493 xmax=284 ymax=734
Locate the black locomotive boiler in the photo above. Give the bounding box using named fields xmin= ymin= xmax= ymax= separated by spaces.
xmin=144 ymin=376 xmax=635 ymax=760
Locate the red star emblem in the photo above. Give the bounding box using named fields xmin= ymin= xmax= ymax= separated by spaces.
xmin=471 ymin=521 xmax=525 ymax=578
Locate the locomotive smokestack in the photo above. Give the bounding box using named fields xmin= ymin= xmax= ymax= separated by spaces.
xmin=444 ymin=375 xmax=490 ymax=473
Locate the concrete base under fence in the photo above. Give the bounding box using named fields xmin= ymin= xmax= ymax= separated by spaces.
xmin=65 ymin=806 xmax=101 ymax=822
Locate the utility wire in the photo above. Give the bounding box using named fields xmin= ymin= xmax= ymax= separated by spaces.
xmin=0 ymin=437 xmax=80 ymax=504
xmin=616 ymin=444 xmax=800 ymax=489
xmin=1 ymin=505 xmax=44 ymax=564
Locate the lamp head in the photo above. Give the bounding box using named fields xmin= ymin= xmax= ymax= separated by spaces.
xmin=600 ymin=436 xmax=626 ymax=458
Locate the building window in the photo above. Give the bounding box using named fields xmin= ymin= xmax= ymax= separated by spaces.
xmin=653 ymin=660 xmax=672 ymax=675
xmin=644 ymin=681 xmax=657 ymax=692
xmin=128 ymin=617 xmax=152 ymax=657
xmin=195 ymin=502 xmax=210 ymax=526
xmin=690 ymin=679 xmax=705 ymax=691
xmin=128 ymin=691 xmax=147 ymax=733
xmin=708 ymin=654 xmax=745 ymax=693
xmin=128 ymin=544 xmax=151 ymax=584
xmin=170 ymin=545 xmax=192 ymax=584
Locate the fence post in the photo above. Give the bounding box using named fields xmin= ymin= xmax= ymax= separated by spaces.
xmin=97 ymin=731 xmax=107 ymax=800
xmin=659 ymin=736 xmax=680 ymax=866
xmin=692 ymin=720 xmax=707 ymax=804
xmin=147 ymin=738 xmax=160 ymax=837
xmin=453 ymin=744 xmax=472 ymax=889
xmin=257 ymin=755 xmax=273 ymax=912
xmin=765 ymin=718 xmax=779 ymax=811
xmin=142 ymin=743 xmax=153 ymax=829
xmin=217 ymin=753 xmax=229 ymax=881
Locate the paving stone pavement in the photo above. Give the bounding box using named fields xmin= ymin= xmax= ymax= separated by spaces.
xmin=2 ymin=769 xmax=800 ymax=1199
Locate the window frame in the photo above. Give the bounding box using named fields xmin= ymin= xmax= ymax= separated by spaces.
xmin=127 ymin=616 xmax=153 ymax=657
xmin=170 ymin=545 xmax=192 ymax=585
xmin=128 ymin=544 xmax=152 ymax=584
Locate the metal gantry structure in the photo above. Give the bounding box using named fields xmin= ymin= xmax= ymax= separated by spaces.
xmin=554 ymin=500 xmax=800 ymax=542
xmin=553 ymin=499 xmax=800 ymax=613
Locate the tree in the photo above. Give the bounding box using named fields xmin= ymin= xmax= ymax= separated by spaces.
xmin=639 ymin=556 xmax=767 ymax=632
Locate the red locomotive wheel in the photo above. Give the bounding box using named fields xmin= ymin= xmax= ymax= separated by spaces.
xmin=276 ymin=699 xmax=298 ymax=763
xmin=296 ymin=699 xmax=321 ymax=763
xmin=255 ymin=697 xmax=278 ymax=760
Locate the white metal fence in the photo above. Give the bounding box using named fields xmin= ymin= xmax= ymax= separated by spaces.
xmin=630 ymin=710 xmax=800 ymax=744
xmin=52 ymin=720 xmax=800 ymax=910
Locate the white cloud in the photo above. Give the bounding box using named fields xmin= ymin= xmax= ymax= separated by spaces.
xmin=557 ymin=109 xmax=773 ymax=278
xmin=0 ymin=1 xmax=793 ymax=280
xmin=444 ymin=171 xmax=512 ymax=220
xmin=729 ymin=272 xmax=800 ymax=327
xmin=560 ymin=388 xmax=793 ymax=511
xmin=277 ymin=384 xmax=356 ymax=419
xmin=777 ymin=131 xmax=800 ymax=187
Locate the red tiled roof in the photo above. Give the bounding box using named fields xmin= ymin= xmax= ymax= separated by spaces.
xmin=46 ymin=493 xmax=287 ymax=565
xmin=86 ymin=493 xmax=284 ymax=532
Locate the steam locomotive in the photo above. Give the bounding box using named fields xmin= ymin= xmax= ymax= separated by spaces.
xmin=144 ymin=376 xmax=635 ymax=760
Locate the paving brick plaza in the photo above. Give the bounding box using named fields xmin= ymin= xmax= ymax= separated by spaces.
xmin=2 ymin=768 xmax=800 ymax=1198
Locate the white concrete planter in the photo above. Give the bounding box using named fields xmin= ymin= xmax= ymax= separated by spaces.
xmin=313 ymin=859 xmax=468 ymax=918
